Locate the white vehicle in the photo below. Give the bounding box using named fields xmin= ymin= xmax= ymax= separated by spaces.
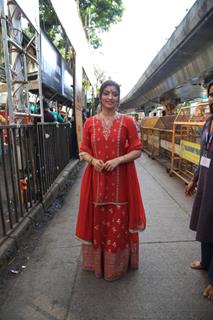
xmin=127 ymin=111 xmax=145 ymax=120
xmin=149 ymin=106 xmax=164 ymax=117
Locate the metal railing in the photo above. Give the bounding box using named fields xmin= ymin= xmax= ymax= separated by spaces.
xmin=0 ymin=122 xmax=77 ymax=244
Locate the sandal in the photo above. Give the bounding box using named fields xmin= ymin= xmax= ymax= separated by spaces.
xmin=190 ymin=260 xmax=205 ymax=270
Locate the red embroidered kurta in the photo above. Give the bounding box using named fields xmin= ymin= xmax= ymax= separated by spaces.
xmin=76 ymin=113 xmax=146 ymax=280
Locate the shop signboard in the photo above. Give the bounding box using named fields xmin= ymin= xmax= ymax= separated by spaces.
xmin=180 ymin=140 xmax=200 ymax=164
xmin=160 ymin=139 xmax=181 ymax=155
xmin=40 ymin=31 xmax=62 ymax=95
xmin=49 ymin=0 xmax=96 ymax=91
xmin=61 ymin=60 xmax=73 ymax=101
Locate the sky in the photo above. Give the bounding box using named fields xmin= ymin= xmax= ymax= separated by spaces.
xmin=92 ymin=0 xmax=197 ymax=98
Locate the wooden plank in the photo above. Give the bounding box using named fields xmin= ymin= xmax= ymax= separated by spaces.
xmin=0 ymin=79 xmax=39 ymax=92
xmin=28 ymin=80 xmax=39 ymax=91
xmin=0 ymin=83 xmax=7 ymax=92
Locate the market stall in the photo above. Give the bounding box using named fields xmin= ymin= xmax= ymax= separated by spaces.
xmin=169 ymin=102 xmax=209 ymax=183
xmin=141 ymin=115 xmax=176 ymax=166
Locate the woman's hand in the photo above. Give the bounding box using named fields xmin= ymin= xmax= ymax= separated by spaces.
xmin=104 ymin=158 xmax=121 ymax=172
xmin=92 ymin=158 xmax=105 ymax=172
xmin=185 ymin=180 xmax=196 ymax=196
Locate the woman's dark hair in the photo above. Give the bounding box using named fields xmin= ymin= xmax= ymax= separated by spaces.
xmin=99 ymin=80 xmax=120 ymax=98
xmin=207 ymin=80 xmax=213 ymax=96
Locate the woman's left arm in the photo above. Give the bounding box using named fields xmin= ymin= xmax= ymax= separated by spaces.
xmin=120 ymin=150 xmax=142 ymax=162
xmin=104 ymin=116 xmax=142 ymax=172
xmin=104 ymin=150 xmax=141 ymax=171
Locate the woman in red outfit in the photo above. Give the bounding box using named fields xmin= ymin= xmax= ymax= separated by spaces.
xmin=76 ymin=80 xmax=146 ymax=281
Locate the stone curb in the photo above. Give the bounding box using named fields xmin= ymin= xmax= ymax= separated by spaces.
xmin=0 ymin=159 xmax=80 ymax=274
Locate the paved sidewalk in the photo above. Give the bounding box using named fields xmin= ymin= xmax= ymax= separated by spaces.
xmin=0 ymin=153 xmax=212 ymax=320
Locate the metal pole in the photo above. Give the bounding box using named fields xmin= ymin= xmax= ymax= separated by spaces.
xmin=0 ymin=0 xmax=14 ymax=123
xmin=35 ymin=32 xmax=44 ymax=122
xmin=9 ymin=2 xmax=26 ymax=112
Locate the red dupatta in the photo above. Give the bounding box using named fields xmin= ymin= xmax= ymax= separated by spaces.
xmin=75 ymin=114 xmax=146 ymax=242
xmin=127 ymin=161 xmax=146 ymax=232
xmin=75 ymin=161 xmax=146 ymax=242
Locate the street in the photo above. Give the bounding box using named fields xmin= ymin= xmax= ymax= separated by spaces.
xmin=0 ymin=153 xmax=212 ymax=320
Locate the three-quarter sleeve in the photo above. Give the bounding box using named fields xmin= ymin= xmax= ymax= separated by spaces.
xmin=125 ymin=116 xmax=143 ymax=152
xmin=79 ymin=118 xmax=93 ymax=155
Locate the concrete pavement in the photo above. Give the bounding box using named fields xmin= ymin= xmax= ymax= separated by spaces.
xmin=0 ymin=153 xmax=212 ymax=320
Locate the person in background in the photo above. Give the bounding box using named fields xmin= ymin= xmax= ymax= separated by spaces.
xmin=82 ymin=108 xmax=87 ymax=123
xmin=75 ymin=80 xmax=146 ymax=281
xmin=50 ymin=107 xmax=64 ymax=123
xmin=0 ymin=114 xmax=6 ymax=125
xmin=30 ymin=102 xmax=39 ymax=114
xmin=34 ymin=99 xmax=55 ymax=124
xmin=185 ymin=80 xmax=213 ymax=300
xmin=134 ymin=113 xmax=141 ymax=138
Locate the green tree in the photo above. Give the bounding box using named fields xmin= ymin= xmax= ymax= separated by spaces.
xmin=39 ymin=0 xmax=71 ymax=60
xmin=95 ymin=67 xmax=108 ymax=86
xmin=79 ymin=0 xmax=124 ymax=48
xmin=39 ymin=0 xmax=124 ymax=50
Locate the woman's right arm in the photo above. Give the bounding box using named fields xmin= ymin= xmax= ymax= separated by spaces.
xmin=185 ymin=125 xmax=204 ymax=196
xmin=79 ymin=118 xmax=105 ymax=172
xmin=80 ymin=152 xmax=104 ymax=172
xmin=79 ymin=118 xmax=104 ymax=172
xmin=78 ymin=119 xmax=94 ymax=165
xmin=184 ymin=180 xmax=197 ymax=196
xmin=79 ymin=152 xmax=93 ymax=164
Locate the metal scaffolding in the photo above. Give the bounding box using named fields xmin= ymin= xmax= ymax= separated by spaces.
xmin=0 ymin=0 xmax=43 ymax=124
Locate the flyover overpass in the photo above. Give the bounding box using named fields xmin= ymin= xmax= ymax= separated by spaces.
xmin=120 ymin=0 xmax=213 ymax=114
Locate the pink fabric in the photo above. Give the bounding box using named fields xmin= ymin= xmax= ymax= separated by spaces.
xmin=82 ymin=237 xmax=139 ymax=281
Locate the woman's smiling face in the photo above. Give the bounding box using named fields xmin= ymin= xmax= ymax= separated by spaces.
xmin=100 ymin=85 xmax=120 ymax=111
